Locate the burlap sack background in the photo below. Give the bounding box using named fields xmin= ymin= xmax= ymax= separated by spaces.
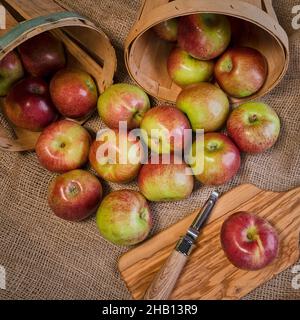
xmin=0 ymin=0 xmax=299 ymax=300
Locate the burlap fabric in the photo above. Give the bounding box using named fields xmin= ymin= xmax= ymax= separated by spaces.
xmin=0 ymin=0 xmax=299 ymax=300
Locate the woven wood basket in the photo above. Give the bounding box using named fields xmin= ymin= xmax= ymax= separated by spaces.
xmin=125 ymin=0 xmax=289 ymax=104
xmin=0 ymin=0 xmax=116 ymax=152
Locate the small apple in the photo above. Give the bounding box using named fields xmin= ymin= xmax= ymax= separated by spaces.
xmin=227 ymin=102 xmax=280 ymax=153
xmin=35 ymin=119 xmax=91 ymax=173
xmin=96 ymin=190 xmax=152 ymax=246
xmin=176 ymin=82 xmax=230 ymax=132
xmin=221 ymin=212 xmax=279 ymax=270
xmin=215 ymin=47 xmax=268 ymax=98
xmin=140 ymin=105 xmax=191 ymax=154
xmin=178 ymin=13 xmax=231 ymax=60
xmin=97 ymin=83 xmax=150 ymax=130
xmin=153 ymin=18 xmax=178 ymax=42
xmin=0 ymin=51 xmax=24 ymax=96
xmin=4 ymin=77 xmax=57 ymax=132
xmin=167 ymin=47 xmax=214 ymax=87
xmin=189 ymin=133 xmax=241 ymax=185
xmin=48 ymin=169 xmax=102 ymax=221
xmin=89 ymin=129 xmax=143 ymax=183
xmin=50 ymin=68 xmax=98 ymax=118
xmin=138 ymin=155 xmax=194 ymax=202
xmin=18 ymin=32 xmax=66 ymax=77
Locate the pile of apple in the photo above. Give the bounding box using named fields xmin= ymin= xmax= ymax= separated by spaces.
xmin=0 ymin=17 xmax=281 ymax=271
xmin=1 ymin=32 xmax=98 ymax=131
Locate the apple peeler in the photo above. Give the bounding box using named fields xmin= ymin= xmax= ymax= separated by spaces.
xmin=144 ymin=191 xmax=219 ymax=300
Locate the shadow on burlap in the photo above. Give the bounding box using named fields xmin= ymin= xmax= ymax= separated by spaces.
xmin=0 ymin=0 xmax=299 ymax=300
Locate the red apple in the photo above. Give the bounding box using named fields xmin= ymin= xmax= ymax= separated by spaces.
xmin=18 ymin=32 xmax=66 ymax=78
xmin=4 ymin=77 xmax=57 ymax=131
xmin=153 ymin=18 xmax=178 ymax=42
xmin=215 ymin=47 xmax=268 ymax=98
xmin=221 ymin=212 xmax=279 ymax=270
xmin=36 ymin=120 xmax=91 ymax=173
xmin=96 ymin=190 xmax=152 ymax=246
xmin=89 ymin=129 xmax=143 ymax=183
xmin=138 ymin=155 xmax=194 ymax=202
xmin=140 ymin=105 xmax=191 ymax=154
xmin=48 ymin=169 xmax=102 ymax=221
xmin=176 ymin=82 xmax=230 ymax=132
xmin=227 ymin=102 xmax=280 ymax=153
xmin=97 ymin=83 xmax=150 ymax=130
xmin=178 ymin=13 xmax=231 ymax=60
xmin=189 ymin=133 xmax=241 ymax=185
xmin=50 ymin=68 xmax=98 ymax=118
xmin=0 ymin=51 xmax=24 ymax=96
xmin=167 ymin=47 xmax=214 ymax=87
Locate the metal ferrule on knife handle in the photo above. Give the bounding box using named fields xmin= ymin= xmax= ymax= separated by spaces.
xmin=175 ymin=191 xmax=219 ymax=256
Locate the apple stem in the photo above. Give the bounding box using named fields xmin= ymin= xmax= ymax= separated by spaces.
xmin=249 ymin=114 xmax=258 ymax=123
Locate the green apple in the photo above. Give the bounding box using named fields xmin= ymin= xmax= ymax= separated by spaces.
xmin=167 ymin=47 xmax=214 ymax=87
xmin=96 ymin=190 xmax=152 ymax=246
xmin=153 ymin=18 xmax=178 ymax=42
xmin=227 ymin=102 xmax=280 ymax=153
xmin=138 ymin=155 xmax=194 ymax=202
xmin=176 ymin=82 xmax=230 ymax=132
xmin=0 ymin=51 xmax=24 ymax=96
xmin=189 ymin=133 xmax=241 ymax=185
xmin=140 ymin=105 xmax=191 ymax=154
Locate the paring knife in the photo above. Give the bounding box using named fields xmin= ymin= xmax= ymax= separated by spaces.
xmin=143 ymin=191 xmax=219 ymax=300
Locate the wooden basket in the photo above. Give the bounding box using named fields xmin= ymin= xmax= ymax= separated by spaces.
xmin=125 ymin=0 xmax=289 ymax=104
xmin=0 ymin=0 xmax=116 ymax=152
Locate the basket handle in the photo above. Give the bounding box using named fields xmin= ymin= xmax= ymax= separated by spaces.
xmin=138 ymin=0 xmax=170 ymax=19
xmin=0 ymin=11 xmax=88 ymax=56
xmin=262 ymin=0 xmax=278 ymax=22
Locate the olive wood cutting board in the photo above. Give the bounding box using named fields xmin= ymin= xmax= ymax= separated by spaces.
xmin=118 ymin=184 xmax=300 ymax=300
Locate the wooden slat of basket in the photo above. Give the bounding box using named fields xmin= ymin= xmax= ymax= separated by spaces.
xmin=51 ymin=29 xmax=104 ymax=90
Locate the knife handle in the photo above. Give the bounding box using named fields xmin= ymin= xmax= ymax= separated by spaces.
xmin=143 ymin=250 xmax=188 ymax=300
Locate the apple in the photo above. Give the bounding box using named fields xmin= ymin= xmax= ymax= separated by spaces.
xmin=35 ymin=119 xmax=91 ymax=173
xmin=50 ymin=68 xmax=98 ymax=118
xmin=0 ymin=51 xmax=24 ymax=96
xmin=138 ymin=155 xmax=194 ymax=202
xmin=189 ymin=133 xmax=241 ymax=185
xmin=96 ymin=190 xmax=152 ymax=246
xmin=4 ymin=77 xmax=57 ymax=132
xmin=221 ymin=212 xmax=279 ymax=270
xmin=153 ymin=18 xmax=178 ymax=42
xmin=215 ymin=47 xmax=268 ymax=98
xmin=97 ymin=83 xmax=150 ymax=130
xmin=227 ymin=102 xmax=280 ymax=153
xmin=140 ymin=105 xmax=191 ymax=154
xmin=89 ymin=129 xmax=144 ymax=183
xmin=178 ymin=13 xmax=231 ymax=60
xmin=167 ymin=47 xmax=214 ymax=87
xmin=18 ymin=32 xmax=66 ymax=77
xmin=176 ymin=82 xmax=230 ymax=132
xmin=48 ymin=169 xmax=102 ymax=221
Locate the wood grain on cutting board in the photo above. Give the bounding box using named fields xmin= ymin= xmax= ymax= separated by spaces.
xmin=119 ymin=184 xmax=300 ymax=300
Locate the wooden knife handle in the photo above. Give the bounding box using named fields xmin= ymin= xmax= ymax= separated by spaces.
xmin=143 ymin=250 xmax=188 ymax=300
